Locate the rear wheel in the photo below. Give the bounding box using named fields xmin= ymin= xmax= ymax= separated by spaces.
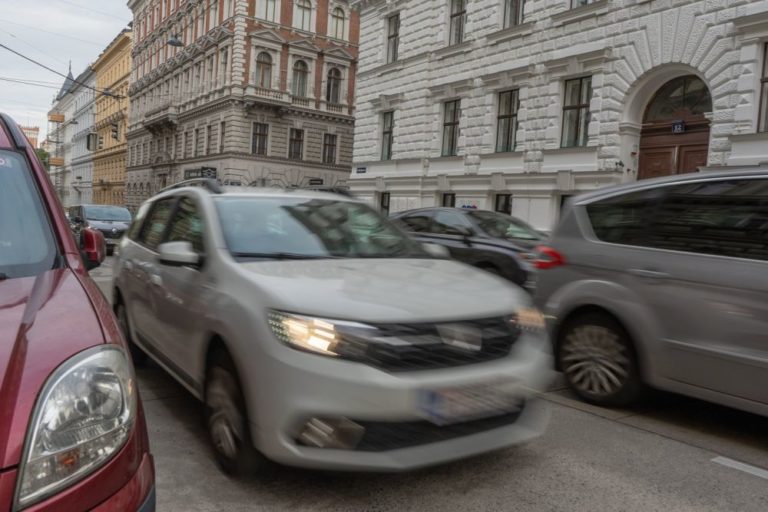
xmin=116 ymin=301 xmax=147 ymax=366
xmin=557 ymin=312 xmax=643 ymax=407
xmin=205 ymin=349 xmax=264 ymax=477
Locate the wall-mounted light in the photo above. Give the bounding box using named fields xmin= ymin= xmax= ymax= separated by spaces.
xmin=168 ymin=35 xmax=184 ymax=47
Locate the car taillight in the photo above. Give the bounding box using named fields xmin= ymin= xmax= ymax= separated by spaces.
xmin=534 ymin=245 xmax=565 ymax=270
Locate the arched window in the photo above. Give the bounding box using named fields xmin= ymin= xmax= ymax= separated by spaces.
xmin=331 ymin=7 xmax=345 ymax=39
xmin=294 ymin=0 xmax=312 ymax=31
xmin=255 ymin=52 xmax=272 ymax=89
xmin=326 ymin=68 xmax=342 ymax=104
xmin=292 ymin=60 xmax=309 ymax=98
xmin=644 ymin=75 xmax=712 ymax=122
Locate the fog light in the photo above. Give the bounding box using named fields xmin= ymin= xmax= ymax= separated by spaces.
xmin=298 ymin=417 xmax=365 ymax=450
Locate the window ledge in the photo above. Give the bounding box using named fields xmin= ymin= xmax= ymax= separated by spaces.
xmin=551 ymin=0 xmax=610 ymax=26
xmin=433 ymin=40 xmax=473 ymax=60
xmin=486 ymin=21 xmax=535 ymax=45
xmin=729 ymin=131 xmax=768 ymax=142
xmin=374 ymin=60 xmax=405 ymax=76
xmin=543 ymin=145 xmax=597 ymax=154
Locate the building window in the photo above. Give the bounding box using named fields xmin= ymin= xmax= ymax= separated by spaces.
xmin=442 ymin=100 xmax=461 ymax=157
xmin=503 ymin=0 xmax=524 ymax=28
xmin=449 ymin=0 xmax=467 ymax=46
xmin=294 ymin=0 xmax=312 ymax=32
xmin=208 ymin=0 xmax=218 ymax=28
xmin=252 ymin=123 xmax=269 ymax=155
xmin=326 ymin=68 xmax=342 ymax=104
xmin=571 ymin=0 xmax=597 ymax=7
xmin=257 ymin=0 xmax=278 ymax=21
xmin=289 ymin=128 xmax=304 ymax=160
xmin=496 ymin=89 xmax=519 ymax=152
xmin=331 ymin=7 xmax=346 ymax=39
xmin=387 ymin=14 xmax=400 ymax=64
xmin=562 ymin=76 xmax=592 ymax=148
xmin=256 ymin=52 xmax=272 ymax=89
xmin=323 ymin=134 xmax=337 ymax=164
xmin=380 ymin=192 xmax=391 ymax=216
xmin=442 ymin=193 xmax=456 ymax=207
xmin=219 ymin=48 xmax=229 ymax=84
xmin=292 ymin=60 xmax=309 ymax=97
xmin=760 ymin=43 xmax=768 ymax=133
xmin=223 ymin=0 xmax=234 ymax=18
xmin=381 ymin=111 xmax=394 ymax=160
xmin=206 ymin=126 xmax=214 ymax=155
xmin=219 ymin=121 xmax=226 ymax=153
xmin=495 ymin=194 xmax=512 ymax=215
xmin=194 ymin=128 xmax=201 ymax=157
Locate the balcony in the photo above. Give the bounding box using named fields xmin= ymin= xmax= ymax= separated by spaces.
xmin=291 ymin=96 xmax=312 ymax=108
xmin=143 ymin=98 xmax=179 ymax=133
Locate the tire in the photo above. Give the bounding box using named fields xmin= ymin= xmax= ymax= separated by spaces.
xmin=205 ymin=349 xmax=265 ymax=477
xmin=556 ymin=312 xmax=643 ymax=407
xmin=116 ymin=301 xmax=147 ymax=366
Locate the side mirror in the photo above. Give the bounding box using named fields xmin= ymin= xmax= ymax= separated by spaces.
xmin=158 ymin=241 xmax=201 ymax=268
xmin=81 ymin=227 xmax=106 ymax=271
xmin=422 ymin=242 xmax=451 ymax=259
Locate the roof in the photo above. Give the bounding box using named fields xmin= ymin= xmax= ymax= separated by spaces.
xmin=155 ymin=184 xmax=360 ymax=203
xmin=56 ymin=62 xmax=75 ymax=100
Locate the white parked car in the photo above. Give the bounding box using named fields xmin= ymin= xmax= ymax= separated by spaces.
xmin=112 ymin=180 xmax=552 ymax=475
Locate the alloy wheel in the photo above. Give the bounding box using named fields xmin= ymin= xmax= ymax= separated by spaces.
xmin=561 ymin=324 xmax=631 ymax=397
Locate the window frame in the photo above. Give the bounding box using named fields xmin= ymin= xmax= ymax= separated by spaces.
xmin=255 ymin=51 xmax=273 ymax=89
xmin=289 ymin=128 xmax=304 ymax=160
xmin=449 ymin=0 xmax=467 ymax=46
xmin=294 ymin=0 xmax=313 ymax=32
xmin=442 ymin=193 xmax=456 ymax=207
xmin=252 ymin=122 xmax=269 ymax=156
xmin=496 ymin=89 xmax=520 ymax=153
xmin=503 ymin=0 xmax=524 ymax=28
xmin=292 ymin=60 xmax=309 ymax=98
xmin=257 ymin=0 xmax=278 ymax=22
xmin=326 ymin=67 xmax=342 ymax=104
xmin=442 ymin=99 xmax=461 ymax=157
xmin=381 ymin=111 xmax=395 ymax=160
xmin=561 ymin=76 xmax=592 ymax=148
xmin=494 ymin=193 xmax=512 ymax=215
xmin=330 ymin=7 xmax=346 ymax=39
xmin=759 ymin=43 xmax=768 ymax=133
xmin=387 ymin=14 xmax=400 ymax=64
xmin=322 ymin=133 xmax=338 ymax=164
xmin=380 ymin=192 xmax=391 ymax=216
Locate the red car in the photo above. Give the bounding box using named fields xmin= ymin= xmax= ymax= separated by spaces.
xmin=0 ymin=114 xmax=155 ymax=511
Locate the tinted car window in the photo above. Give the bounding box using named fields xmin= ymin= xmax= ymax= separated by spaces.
xmin=0 ymin=150 xmax=58 ymax=278
xmin=431 ymin=210 xmax=472 ymax=236
xmin=166 ymin=198 xmax=205 ymax=253
xmin=586 ymin=188 xmax=667 ymax=246
xmin=397 ymin=212 xmax=433 ymax=233
xmin=137 ymin=198 xmax=176 ymax=250
xmin=647 ymin=179 xmax=768 ymax=261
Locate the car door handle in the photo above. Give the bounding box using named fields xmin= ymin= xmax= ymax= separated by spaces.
xmin=629 ymin=269 xmax=671 ymax=280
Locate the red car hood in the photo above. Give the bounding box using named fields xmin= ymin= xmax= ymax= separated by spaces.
xmin=0 ymin=268 xmax=105 ymax=470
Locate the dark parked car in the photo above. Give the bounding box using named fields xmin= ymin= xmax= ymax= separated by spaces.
xmin=392 ymin=207 xmax=546 ymax=288
xmin=69 ymin=204 xmax=132 ymax=255
xmin=0 ymin=113 xmax=155 ymax=511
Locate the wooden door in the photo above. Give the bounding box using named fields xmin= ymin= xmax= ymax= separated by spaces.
xmin=638 ymin=146 xmax=676 ymax=180
xmin=678 ymin=145 xmax=709 ymax=173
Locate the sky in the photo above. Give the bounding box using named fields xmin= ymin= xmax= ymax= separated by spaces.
xmin=0 ymin=0 xmax=133 ymax=141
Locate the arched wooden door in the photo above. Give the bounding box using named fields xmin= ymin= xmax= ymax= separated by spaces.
xmin=638 ymin=75 xmax=712 ymax=180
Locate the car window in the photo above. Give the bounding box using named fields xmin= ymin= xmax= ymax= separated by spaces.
xmin=215 ymin=197 xmax=426 ymax=259
xmin=586 ymin=188 xmax=667 ymax=246
xmin=0 ymin=150 xmax=58 ymax=278
xmin=137 ymin=198 xmax=176 ymax=250
xmin=166 ymin=197 xmax=205 ymax=253
xmin=646 ymin=179 xmax=768 ymax=261
xmin=397 ymin=212 xmax=433 ymax=233
xmin=430 ymin=210 xmax=472 ymax=236
xmin=127 ymin=201 xmax=151 ymax=241
xmin=467 ymin=210 xmax=544 ymax=241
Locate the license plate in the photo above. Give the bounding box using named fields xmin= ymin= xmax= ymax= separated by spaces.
xmin=418 ymin=380 xmax=522 ymax=426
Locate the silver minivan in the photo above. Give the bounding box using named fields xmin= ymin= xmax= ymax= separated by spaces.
xmin=535 ymin=169 xmax=768 ymax=416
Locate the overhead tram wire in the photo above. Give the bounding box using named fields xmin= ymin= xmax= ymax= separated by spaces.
xmin=0 ymin=28 xmax=70 ymax=67
xmin=0 ymin=19 xmax=106 ymax=48
xmin=0 ymin=43 xmax=125 ymax=100
xmin=57 ymin=0 xmax=133 ymax=23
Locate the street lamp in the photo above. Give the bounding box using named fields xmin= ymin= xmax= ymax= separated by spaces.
xmin=167 ymin=35 xmax=184 ymax=47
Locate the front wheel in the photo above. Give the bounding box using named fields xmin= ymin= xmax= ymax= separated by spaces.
xmin=557 ymin=312 xmax=643 ymax=407
xmin=205 ymin=350 xmax=265 ymax=477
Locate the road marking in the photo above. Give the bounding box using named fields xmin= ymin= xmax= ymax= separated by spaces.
xmin=712 ymin=456 xmax=768 ymax=480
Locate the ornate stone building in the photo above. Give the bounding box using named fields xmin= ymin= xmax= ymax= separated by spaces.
xmin=350 ymin=0 xmax=768 ymax=229
xmin=126 ymin=0 xmax=359 ymax=211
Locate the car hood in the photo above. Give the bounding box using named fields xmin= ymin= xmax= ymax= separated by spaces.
xmin=0 ymin=269 xmax=104 ymax=469
xmin=238 ymin=258 xmax=529 ymax=323
xmin=87 ymin=220 xmax=130 ymax=231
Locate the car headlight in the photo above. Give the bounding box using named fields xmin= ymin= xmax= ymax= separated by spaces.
xmin=268 ymin=311 xmax=376 ymax=359
xmin=15 ymin=346 xmax=136 ymax=509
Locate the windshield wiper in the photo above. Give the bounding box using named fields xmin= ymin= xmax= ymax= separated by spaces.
xmin=231 ymin=252 xmax=337 ymax=260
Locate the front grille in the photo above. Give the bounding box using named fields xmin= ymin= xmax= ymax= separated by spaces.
xmin=99 ymin=229 xmax=125 ymax=240
xmin=347 ymin=317 xmax=520 ymax=372
xmin=354 ymin=407 xmax=525 ymax=452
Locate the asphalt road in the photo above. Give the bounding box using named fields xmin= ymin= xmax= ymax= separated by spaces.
xmin=90 ymin=258 xmax=768 ymax=512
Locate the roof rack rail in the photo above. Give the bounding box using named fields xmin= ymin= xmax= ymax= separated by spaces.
xmin=286 ymin=185 xmax=354 ymax=197
xmin=160 ymin=178 xmax=223 ymax=195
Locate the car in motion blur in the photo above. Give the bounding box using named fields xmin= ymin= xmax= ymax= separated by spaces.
xmin=391 ymin=207 xmax=545 ymax=289
xmin=535 ymin=169 xmax=768 ymax=417
xmin=69 ymin=204 xmax=133 ymax=255
xmin=113 ymin=179 xmax=552 ymax=475
xmin=0 ymin=113 xmax=155 ymax=511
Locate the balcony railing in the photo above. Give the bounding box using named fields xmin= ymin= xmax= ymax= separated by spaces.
xmin=291 ymin=96 xmax=312 ymax=108
xmin=252 ymin=87 xmax=286 ymax=101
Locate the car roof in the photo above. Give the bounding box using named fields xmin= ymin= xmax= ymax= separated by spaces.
xmin=152 ymin=185 xmax=363 ymax=204
xmin=573 ymin=168 xmax=768 ymax=205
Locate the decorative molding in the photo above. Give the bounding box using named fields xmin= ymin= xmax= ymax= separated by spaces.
xmin=486 ymin=21 xmax=535 ymax=46
xmin=369 ymin=92 xmax=405 ymax=111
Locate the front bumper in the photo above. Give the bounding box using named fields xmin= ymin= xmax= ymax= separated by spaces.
xmin=252 ymin=334 xmax=553 ymax=471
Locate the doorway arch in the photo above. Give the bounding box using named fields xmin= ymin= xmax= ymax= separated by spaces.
xmin=637 ymin=75 xmax=712 ymax=180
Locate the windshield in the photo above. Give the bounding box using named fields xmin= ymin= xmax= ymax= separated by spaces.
xmin=215 ymin=196 xmax=427 ymax=260
xmin=468 ymin=210 xmax=544 ymax=241
xmin=84 ymin=205 xmax=132 ymax=222
xmin=0 ymin=150 xmax=58 ymax=279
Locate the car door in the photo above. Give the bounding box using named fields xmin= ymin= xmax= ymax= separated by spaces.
xmin=125 ymin=196 xmax=178 ymax=352
xmin=152 ymin=196 xmax=213 ymax=382
xmin=394 ymin=210 xmax=434 ymax=243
